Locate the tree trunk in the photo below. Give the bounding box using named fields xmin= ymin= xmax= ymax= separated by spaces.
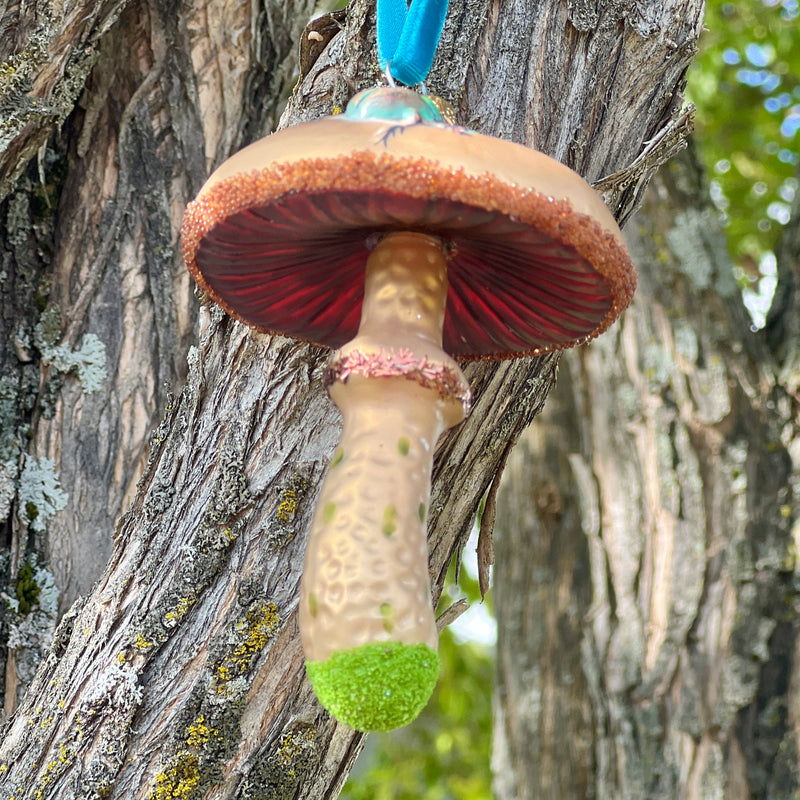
xmin=0 ymin=0 xmax=703 ymax=797
xmin=493 ymin=146 xmax=800 ymax=799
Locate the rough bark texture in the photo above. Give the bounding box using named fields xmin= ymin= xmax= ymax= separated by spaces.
xmin=494 ymin=146 xmax=800 ymax=800
xmin=1 ymin=0 xmax=314 ymax=708
xmin=0 ymin=0 xmax=704 ymax=797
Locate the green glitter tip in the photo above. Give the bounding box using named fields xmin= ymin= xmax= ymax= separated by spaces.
xmin=306 ymin=641 xmax=440 ymax=732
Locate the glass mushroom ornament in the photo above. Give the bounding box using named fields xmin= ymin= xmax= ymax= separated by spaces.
xmin=181 ymin=87 xmax=636 ymax=732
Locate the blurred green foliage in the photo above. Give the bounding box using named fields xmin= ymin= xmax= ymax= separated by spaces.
xmin=688 ymin=0 xmax=799 ymax=308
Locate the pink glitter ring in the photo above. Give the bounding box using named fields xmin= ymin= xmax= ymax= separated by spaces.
xmin=325 ymin=348 xmax=472 ymax=413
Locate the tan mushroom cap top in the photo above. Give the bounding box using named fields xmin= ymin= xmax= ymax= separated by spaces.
xmin=181 ymin=87 xmax=636 ymax=360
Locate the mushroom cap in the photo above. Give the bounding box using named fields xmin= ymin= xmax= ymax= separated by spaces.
xmin=182 ymin=88 xmax=636 ymax=360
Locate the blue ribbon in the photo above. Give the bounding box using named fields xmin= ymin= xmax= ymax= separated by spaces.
xmin=377 ymin=0 xmax=449 ymax=86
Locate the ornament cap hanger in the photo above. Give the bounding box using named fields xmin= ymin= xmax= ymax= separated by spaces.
xmin=377 ymin=0 xmax=449 ymax=87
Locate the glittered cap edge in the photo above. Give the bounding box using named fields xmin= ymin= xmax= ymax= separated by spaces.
xmin=181 ymin=151 xmax=637 ymax=361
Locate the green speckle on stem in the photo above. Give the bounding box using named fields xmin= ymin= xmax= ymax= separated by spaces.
xmin=380 ymin=602 xmax=395 ymax=633
xmin=397 ymin=437 xmax=410 ymax=456
xmin=323 ymin=502 xmax=336 ymax=524
xmin=381 ymin=505 xmax=398 ymax=536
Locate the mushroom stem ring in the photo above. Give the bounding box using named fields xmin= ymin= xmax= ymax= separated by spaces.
xmin=181 ymin=86 xmax=636 ymax=732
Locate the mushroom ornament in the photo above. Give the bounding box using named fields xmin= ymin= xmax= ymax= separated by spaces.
xmin=181 ymin=86 xmax=636 ymax=732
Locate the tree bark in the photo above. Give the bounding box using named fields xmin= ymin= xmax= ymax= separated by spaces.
xmin=1 ymin=0 xmax=314 ymax=706
xmin=0 ymin=0 xmax=703 ymax=797
xmin=493 ymin=145 xmax=800 ymax=799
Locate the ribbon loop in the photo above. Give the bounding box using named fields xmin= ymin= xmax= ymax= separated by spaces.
xmin=377 ymin=0 xmax=449 ymax=86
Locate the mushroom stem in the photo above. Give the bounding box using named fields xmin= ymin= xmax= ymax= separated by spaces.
xmin=300 ymin=232 xmax=470 ymax=731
